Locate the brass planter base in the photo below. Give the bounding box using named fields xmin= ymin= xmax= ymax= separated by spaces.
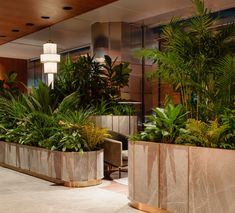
xmin=130 ymin=200 xmax=172 ymax=213
xmin=64 ymin=179 xmax=102 ymax=187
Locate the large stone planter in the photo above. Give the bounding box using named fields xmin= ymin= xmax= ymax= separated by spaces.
xmin=91 ymin=115 xmax=137 ymax=136
xmin=0 ymin=141 xmax=103 ymax=187
xmin=128 ymin=141 xmax=235 ymax=213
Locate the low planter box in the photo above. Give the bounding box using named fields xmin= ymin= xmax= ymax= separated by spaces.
xmin=91 ymin=115 xmax=137 ymax=136
xmin=128 ymin=141 xmax=235 ymax=213
xmin=0 ymin=141 xmax=103 ymax=187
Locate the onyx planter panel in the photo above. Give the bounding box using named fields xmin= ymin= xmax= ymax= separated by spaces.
xmin=0 ymin=141 xmax=103 ymax=187
xmin=128 ymin=141 xmax=235 ymax=213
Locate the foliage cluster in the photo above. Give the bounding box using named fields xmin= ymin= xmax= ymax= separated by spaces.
xmin=132 ymin=0 xmax=235 ymax=150
xmin=139 ymin=0 xmax=235 ymax=121
xmin=54 ymin=54 xmax=132 ymax=115
xmin=132 ymin=102 xmax=235 ymax=150
xmin=0 ymin=81 xmax=109 ymax=152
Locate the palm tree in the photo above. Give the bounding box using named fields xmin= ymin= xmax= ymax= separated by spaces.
xmin=139 ymin=0 xmax=235 ymax=121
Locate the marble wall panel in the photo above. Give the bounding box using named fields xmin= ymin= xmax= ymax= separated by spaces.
xmin=94 ymin=116 xmax=101 ymax=127
xmin=130 ymin=116 xmax=138 ymax=135
xmin=88 ymin=151 xmax=97 ymax=179
xmin=128 ymin=141 xmax=134 ymax=199
xmin=101 ymin=115 xmax=113 ymax=130
xmin=39 ymin=149 xmax=50 ymax=177
xmin=61 ymin=152 xmax=75 ymax=182
xmin=112 ymin=116 xmax=119 ymax=133
xmin=159 ymin=144 xmax=189 ymax=213
xmin=0 ymin=141 xmax=5 ymax=163
xmin=73 ymin=152 xmax=84 ymax=181
xmin=17 ymin=145 xmax=29 ymax=170
xmin=118 ymin=116 xmax=130 ymax=136
xmin=77 ymin=152 xmax=89 ymax=181
xmin=96 ymin=150 xmax=104 ymax=178
xmin=189 ymin=147 xmax=235 ymax=213
xmin=5 ymin=143 xmax=16 ymax=167
xmin=93 ymin=115 xmax=138 ymax=136
xmin=131 ymin=141 xmax=160 ymax=208
xmin=51 ymin=151 xmax=62 ymax=179
xmin=29 ymin=147 xmax=40 ymax=173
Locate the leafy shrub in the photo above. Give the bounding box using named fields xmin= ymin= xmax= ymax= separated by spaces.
xmin=132 ymin=104 xmax=188 ymax=143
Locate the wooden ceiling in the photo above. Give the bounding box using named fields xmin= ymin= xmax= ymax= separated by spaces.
xmin=0 ymin=0 xmax=117 ymax=45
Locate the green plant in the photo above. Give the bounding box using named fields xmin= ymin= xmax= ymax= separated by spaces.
xmin=0 ymin=72 xmax=23 ymax=96
xmin=134 ymin=103 xmax=188 ymax=143
xmin=54 ymin=54 xmax=132 ymax=109
xmin=111 ymin=104 xmax=135 ymax=115
xmin=138 ymin=0 xmax=235 ymax=121
xmin=0 ymin=83 xmax=108 ymax=152
xmin=94 ymin=98 xmax=135 ymax=116
xmin=79 ymin=124 xmax=110 ymax=151
xmin=175 ymin=119 xmax=226 ymax=148
xmin=58 ymin=107 xmax=95 ymax=125
xmin=54 ymin=54 xmax=104 ymax=106
xmin=101 ymin=55 xmax=131 ymax=102
xmin=219 ymin=108 xmax=235 ymax=149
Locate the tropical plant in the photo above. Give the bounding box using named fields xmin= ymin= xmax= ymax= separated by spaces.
xmin=0 ymin=72 xmax=23 ymax=96
xmin=133 ymin=103 xmax=188 ymax=143
xmin=101 ymin=55 xmax=131 ymax=102
xmin=175 ymin=119 xmax=227 ymax=148
xmin=54 ymin=54 xmax=103 ymax=106
xmin=111 ymin=104 xmax=135 ymax=115
xmin=138 ymin=0 xmax=235 ymax=121
xmin=54 ymin=54 xmax=132 ymax=109
xmin=219 ymin=108 xmax=235 ymax=149
xmin=79 ymin=124 xmax=110 ymax=151
xmin=94 ymin=98 xmax=135 ymax=115
xmin=0 ymin=81 xmax=108 ymax=152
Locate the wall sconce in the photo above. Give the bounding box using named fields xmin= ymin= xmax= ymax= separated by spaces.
xmin=40 ymin=42 xmax=60 ymax=88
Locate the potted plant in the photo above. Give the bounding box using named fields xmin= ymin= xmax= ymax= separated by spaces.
xmin=0 ymin=81 xmax=108 ymax=187
xmin=129 ymin=0 xmax=235 ymax=212
xmin=54 ymin=54 xmax=137 ymax=136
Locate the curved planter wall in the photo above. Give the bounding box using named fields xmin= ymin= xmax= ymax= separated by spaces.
xmin=128 ymin=141 xmax=235 ymax=213
xmin=91 ymin=115 xmax=138 ymax=136
xmin=0 ymin=141 xmax=104 ymax=187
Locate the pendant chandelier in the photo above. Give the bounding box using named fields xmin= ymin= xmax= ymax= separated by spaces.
xmin=40 ymin=41 xmax=60 ymax=88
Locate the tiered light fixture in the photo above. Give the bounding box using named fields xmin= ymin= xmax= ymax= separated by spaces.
xmin=40 ymin=41 xmax=60 ymax=88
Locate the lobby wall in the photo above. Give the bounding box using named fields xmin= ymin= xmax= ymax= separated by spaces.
xmin=0 ymin=57 xmax=27 ymax=91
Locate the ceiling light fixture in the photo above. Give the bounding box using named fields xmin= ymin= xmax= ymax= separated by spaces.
xmin=40 ymin=41 xmax=60 ymax=88
xmin=41 ymin=16 xmax=50 ymax=19
xmin=63 ymin=6 xmax=73 ymax=10
xmin=26 ymin=23 xmax=35 ymax=26
xmin=12 ymin=29 xmax=19 ymax=32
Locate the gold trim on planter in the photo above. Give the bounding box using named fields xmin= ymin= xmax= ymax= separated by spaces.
xmin=64 ymin=179 xmax=102 ymax=187
xmin=130 ymin=200 xmax=172 ymax=213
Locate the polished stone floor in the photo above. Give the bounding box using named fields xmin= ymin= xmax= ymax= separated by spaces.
xmin=0 ymin=166 xmax=141 ymax=213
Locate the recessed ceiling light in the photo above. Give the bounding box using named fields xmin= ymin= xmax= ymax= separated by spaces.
xmin=0 ymin=35 xmax=6 ymax=38
xmin=26 ymin=23 xmax=35 ymax=26
xmin=63 ymin=6 xmax=73 ymax=10
xmin=12 ymin=29 xmax=19 ymax=32
xmin=41 ymin=16 xmax=50 ymax=19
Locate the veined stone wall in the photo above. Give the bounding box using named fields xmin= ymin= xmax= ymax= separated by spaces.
xmin=128 ymin=141 xmax=235 ymax=213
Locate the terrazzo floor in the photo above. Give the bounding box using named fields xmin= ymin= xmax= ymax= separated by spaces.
xmin=0 ymin=166 xmax=141 ymax=213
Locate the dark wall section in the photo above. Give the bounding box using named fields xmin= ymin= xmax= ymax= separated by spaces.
xmin=0 ymin=57 xmax=27 ymax=91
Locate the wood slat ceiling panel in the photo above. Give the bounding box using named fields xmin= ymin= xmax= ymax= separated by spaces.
xmin=0 ymin=0 xmax=117 ymax=45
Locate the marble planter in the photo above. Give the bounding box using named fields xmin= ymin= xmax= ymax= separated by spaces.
xmin=128 ymin=141 xmax=235 ymax=213
xmin=91 ymin=115 xmax=137 ymax=136
xmin=0 ymin=141 xmax=103 ymax=187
